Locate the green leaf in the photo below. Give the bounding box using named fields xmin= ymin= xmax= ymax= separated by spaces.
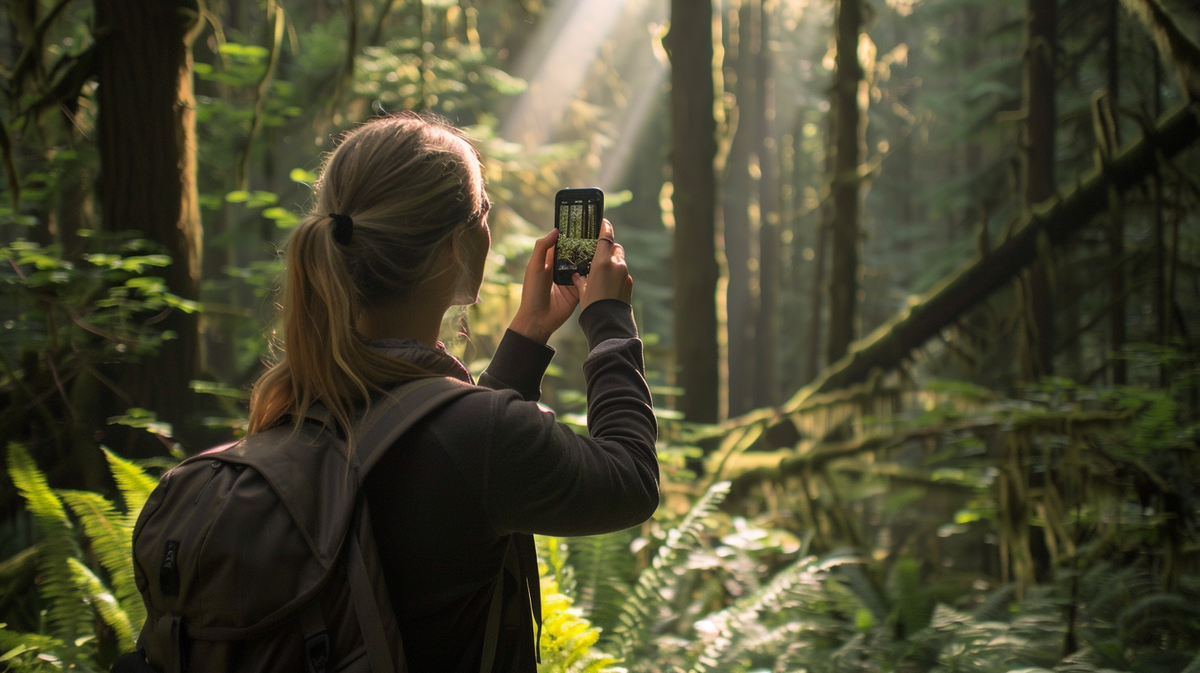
xmin=103 ymin=448 xmax=160 ymax=517
xmin=66 ymin=557 xmax=136 ymax=649
xmin=246 ymin=191 xmax=279 ymax=208
xmin=59 ymin=490 xmax=145 ymax=634
xmin=5 ymin=444 xmax=91 ymax=654
xmin=108 ymin=408 xmax=173 ymax=439
xmin=289 ymin=168 xmax=318 ymax=184
xmin=262 ymin=207 xmax=302 ymax=228
xmin=218 ymin=42 xmax=270 ymax=59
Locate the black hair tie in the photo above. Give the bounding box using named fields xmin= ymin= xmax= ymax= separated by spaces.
xmin=329 ymin=213 xmax=354 ymax=245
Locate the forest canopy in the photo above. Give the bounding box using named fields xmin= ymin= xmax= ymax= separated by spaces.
xmin=1 ymin=0 xmax=1199 ymax=671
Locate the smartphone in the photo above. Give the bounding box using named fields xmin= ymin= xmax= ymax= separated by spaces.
xmin=553 ymin=188 xmax=604 ymax=285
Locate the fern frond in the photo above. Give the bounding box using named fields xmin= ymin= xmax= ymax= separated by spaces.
xmin=1115 ymin=593 xmax=1200 ymax=643
xmin=7 ymin=445 xmax=69 ymax=528
xmin=102 ymin=447 xmax=159 ymax=519
xmin=66 ymin=557 xmax=136 ymax=649
xmin=569 ymin=529 xmax=637 ymax=633
xmin=1053 ymin=647 xmax=1128 ymax=673
xmin=538 ymin=575 xmax=624 ymax=673
xmin=973 ymin=582 xmax=1017 ymax=621
xmin=920 ymin=589 xmax=1063 ymax=672
xmin=687 ymin=554 xmax=857 ymax=673
xmin=838 ymin=563 xmax=889 ymax=625
xmin=58 ymin=490 xmax=145 ymax=633
xmin=0 ymin=626 xmax=65 ymax=671
xmin=538 ymin=535 xmax=577 ymax=601
xmin=610 ymin=481 xmax=731 ymax=659
xmin=6 ymin=443 xmax=91 ymax=659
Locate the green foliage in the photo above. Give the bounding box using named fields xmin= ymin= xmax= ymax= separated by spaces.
xmin=1 ymin=444 xmax=155 ymax=671
xmin=537 ymin=538 xmax=623 ymax=673
xmin=609 ymin=481 xmax=731 ymax=660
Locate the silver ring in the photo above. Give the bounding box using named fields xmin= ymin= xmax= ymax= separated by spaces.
xmin=598 ymin=236 xmax=615 ymax=245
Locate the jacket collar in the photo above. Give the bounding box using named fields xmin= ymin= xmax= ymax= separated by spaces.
xmin=368 ymin=338 xmax=474 ymax=385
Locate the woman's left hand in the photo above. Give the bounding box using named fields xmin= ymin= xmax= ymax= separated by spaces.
xmin=509 ymin=228 xmax=580 ymax=344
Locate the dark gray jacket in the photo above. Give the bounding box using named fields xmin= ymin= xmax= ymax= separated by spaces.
xmin=363 ymin=299 xmax=659 ymax=672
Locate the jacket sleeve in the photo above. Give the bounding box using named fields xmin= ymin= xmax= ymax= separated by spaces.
xmin=477 ymin=329 xmax=556 ymax=402
xmin=482 ymin=300 xmax=660 ymax=537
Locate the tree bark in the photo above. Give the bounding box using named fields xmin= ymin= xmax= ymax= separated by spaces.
xmin=826 ymin=0 xmax=863 ymax=364
xmin=753 ymin=0 xmax=780 ymax=408
xmin=1018 ymin=0 xmax=1057 ymax=380
xmin=1106 ymin=0 xmax=1126 ymax=385
xmin=668 ymin=0 xmax=721 ymax=423
xmin=749 ymin=104 xmax=1199 ymax=429
xmin=805 ymin=116 xmax=835 ymax=385
xmin=95 ymin=0 xmax=203 ymax=441
xmin=723 ymin=0 xmax=758 ymax=416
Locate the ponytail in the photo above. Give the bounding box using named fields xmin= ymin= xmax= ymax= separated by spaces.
xmin=247 ymin=112 xmax=484 ymax=440
xmin=247 ymin=214 xmax=435 ymax=439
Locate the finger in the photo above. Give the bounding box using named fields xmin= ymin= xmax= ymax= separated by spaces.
xmin=526 ymin=229 xmax=557 ymax=281
xmin=596 ymin=219 xmax=615 ymax=247
xmin=542 ymin=244 xmax=554 ymax=272
xmin=610 ymin=243 xmax=625 ymax=264
xmin=572 ymin=272 xmax=586 ymax=293
xmin=531 ymin=229 xmax=557 ymax=262
xmin=555 ymin=282 xmax=581 ymax=303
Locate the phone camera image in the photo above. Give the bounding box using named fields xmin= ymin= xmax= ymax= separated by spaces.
xmin=553 ymin=189 xmax=603 ymax=285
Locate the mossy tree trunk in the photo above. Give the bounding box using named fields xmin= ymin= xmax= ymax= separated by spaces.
xmin=94 ymin=0 xmax=204 ymax=447
xmin=668 ymin=0 xmax=721 ymax=423
xmin=753 ymin=0 xmax=780 ymax=408
xmin=1018 ymin=0 xmax=1057 ymax=380
xmin=826 ymin=0 xmax=863 ymax=364
xmin=724 ymin=0 xmax=759 ymax=417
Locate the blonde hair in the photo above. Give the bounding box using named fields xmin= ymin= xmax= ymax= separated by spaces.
xmin=247 ymin=113 xmax=487 ymax=437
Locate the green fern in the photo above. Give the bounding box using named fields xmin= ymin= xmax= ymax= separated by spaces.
xmin=567 ymin=529 xmax=638 ymax=636
xmin=0 ymin=627 xmax=66 ymax=671
xmin=687 ymin=554 xmax=859 ymax=673
xmin=538 ymin=535 xmax=578 ymax=601
xmin=5 ymin=443 xmax=93 ymax=667
xmin=102 ymin=447 xmax=158 ymax=518
xmin=608 ymin=480 xmax=731 ymax=660
xmin=58 ymin=490 xmax=145 ymax=636
xmin=66 ymin=558 xmax=136 ymax=647
xmin=2 ymin=442 xmax=159 ymax=670
xmin=538 ymin=560 xmax=624 ymax=673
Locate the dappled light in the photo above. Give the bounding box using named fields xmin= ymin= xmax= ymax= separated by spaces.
xmin=1 ymin=0 xmax=1199 ymax=671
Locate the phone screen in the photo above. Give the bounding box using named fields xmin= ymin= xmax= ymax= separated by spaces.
xmin=553 ymin=188 xmax=604 ymax=285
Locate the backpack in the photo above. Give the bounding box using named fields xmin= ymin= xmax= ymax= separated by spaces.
xmin=123 ymin=376 xmax=491 ymax=673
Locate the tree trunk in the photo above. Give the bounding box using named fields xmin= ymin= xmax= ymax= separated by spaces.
xmin=668 ymin=0 xmax=721 ymax=423
xmin=723 ymin=0 xmax=758 ymax=416
xmin=826 ymin=0 xmax=862 ymax=364
xmin=753 ymin=0 xmax=780 ymax=408
xmin=95 ymin=0 xmax=203 ymax=443
xmin=805 ymin=116 xmax=835 ymax=385
xmin=1018 ymin=0 xmax=1056 ymax=380
xmin=1106 ymin=0 xmax=1126 ymax=385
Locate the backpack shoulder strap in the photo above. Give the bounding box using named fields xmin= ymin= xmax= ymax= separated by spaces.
xmin=301 ymin=376 xmax=480 ymax=483
xmin=350 ymin=376 xmax=479 ymax=481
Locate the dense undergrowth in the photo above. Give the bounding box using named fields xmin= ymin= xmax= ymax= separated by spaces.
xmin=2 ymin=353 xmax=1198 ymax=671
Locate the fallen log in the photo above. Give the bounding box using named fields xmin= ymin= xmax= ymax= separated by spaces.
xmin=744 ymin=102 xmax=1200 ymax=446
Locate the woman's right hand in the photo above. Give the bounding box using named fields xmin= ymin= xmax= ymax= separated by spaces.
xmin=574 ymin=219 xmax=633 ymax=310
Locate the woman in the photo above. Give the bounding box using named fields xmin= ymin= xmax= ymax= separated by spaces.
xmin=246 ymin=113 xmax=659 ymax=671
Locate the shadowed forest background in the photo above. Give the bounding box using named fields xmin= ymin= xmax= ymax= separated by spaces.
xmin=1 ymin=0 xmax=1199 ymax=670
